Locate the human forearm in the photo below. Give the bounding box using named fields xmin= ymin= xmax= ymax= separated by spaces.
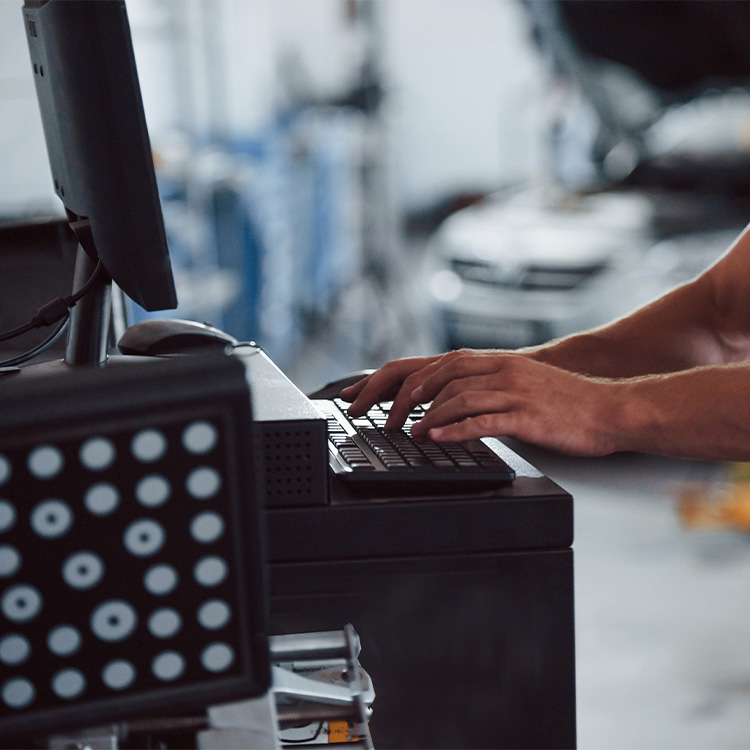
xmin=521 ymin=227 xmax=750 ymax=377
xmin=519 ymin=276 xmax=726 ymax=377
xmin=611 ymin=363 xmax=750 ymax=460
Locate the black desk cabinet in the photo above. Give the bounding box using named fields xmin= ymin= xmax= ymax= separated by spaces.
xmin=265 ymin=445 xmax=576 ymax=749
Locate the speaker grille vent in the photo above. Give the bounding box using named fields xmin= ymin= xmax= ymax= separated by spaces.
xmin=263 ymin=429 xmax=317 ymax=501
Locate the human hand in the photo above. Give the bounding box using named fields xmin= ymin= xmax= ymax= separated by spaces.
xmin=340 ymin=350 xmax=486 ymax=427
xmin=341 ymin=350 xmax=624 ymax=457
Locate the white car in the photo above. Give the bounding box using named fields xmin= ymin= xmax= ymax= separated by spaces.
xmin=424 ymin=186 xmax=664 ymax=349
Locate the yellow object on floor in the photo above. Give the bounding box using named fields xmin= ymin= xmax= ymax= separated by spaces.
xmin=678 ymin=463 xmax=750 ymax=531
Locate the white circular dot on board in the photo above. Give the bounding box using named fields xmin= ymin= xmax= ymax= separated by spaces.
xmin=197 ymin=599 xmax=231 ymax=630
xmin=194 ymin=556 xmax=228 ymax=588
xmin=123 ymin=519 xmax=165 ymax=557
xmin=190 ymin=512 xmax=225 ymax=544
xmin=0 ymin=634 xmax=31 ymax=665
xmin=28 ymin=445 xmax=64 ymax=479
xmin=52 ymin=668 xmax=86 ymax=700
xmin=186 ymin=467 xmax=222 ymax=500
xmin=31 ymin=499 xmax=73 ymax=539
xmin=79 ymin=437 xmax=116 ymax=471
xmin=84 ymin=483 xmax=120 ymax=516
xmin=143 ymin=564 xmax=179 ymax=596
xmin=102 ymin=660 xmax=136 ymax=691
xmin=0 ymin=545 xmax=21 ymax=578
xmin=131 ymin=429 xmax=167 ymax=463
xmin=2 ymin=677 xmax=35 ymax=709
xmin=0 ymin=455 xmax=10 ymax=486
xmin=182 ymin=421 xmax=218 ymax=455
xmin=152 ymin=651 xmax=185 ymax=682
xmin=2 ymin=584 xmax=42 ymax=623
xmin=148 ymin=608 xmax=182 ymax=639
xmin=47 ymin=625 xmax=82 ymax=657
xmin=0 ymin=501 xmax=15 ymax=533
xmin=91 ymin=600 xmax=137 ymax=642
xmin=201 ymin=642 xmax=235 ymax=673
xmin=135 ymin=475 xmax=171 ymax=508
xmin=62 ymin=551 xmax=104 ymax=590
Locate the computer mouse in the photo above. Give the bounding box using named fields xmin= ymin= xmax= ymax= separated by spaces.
xmin=118 ymin=319 xmax=238 ymax=356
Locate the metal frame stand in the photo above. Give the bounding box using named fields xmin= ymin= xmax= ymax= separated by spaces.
xmin=45 ymin=626 xmax=373 ymax=750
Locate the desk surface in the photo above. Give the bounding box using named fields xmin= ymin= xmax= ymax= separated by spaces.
xmin=507 ymin=443 xmax=750 ymax=750
xmin=266 ymin=438 xmax=573 ymax=563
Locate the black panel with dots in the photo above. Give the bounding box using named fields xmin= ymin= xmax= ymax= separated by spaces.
xmin=259 ymin=423 xmax=328 ymax=507
xmin=0 ymin=356 xmax=269 ymax=740
xmin=263 ymin=427 xmax=320 ymax=503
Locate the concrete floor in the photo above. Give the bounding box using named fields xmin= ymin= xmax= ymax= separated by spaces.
xmin=513 ymin=445 xmax=750 ymax=750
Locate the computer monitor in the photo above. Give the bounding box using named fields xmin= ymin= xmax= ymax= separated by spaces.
xmin=22 ymin=0 xmax=177 ymax=365
xmin=0 ymin=4 xmax=272 ymax=740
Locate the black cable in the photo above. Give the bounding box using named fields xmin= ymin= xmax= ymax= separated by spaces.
xmin=0 ymin=316 xmax=69 ymax=368
xmin=69 ymin=258 xmax=105 ymax=303
xmin=0 ymin=260 xmax=104 ymax=344
xmin=0 ymin=318 xmax=36 ymax=343
xmin=280 ymin=721 xmax=325 ymax=743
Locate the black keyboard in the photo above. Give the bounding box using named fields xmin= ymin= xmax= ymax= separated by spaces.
xmin=314 ymin=398 xmax=515 ymax=493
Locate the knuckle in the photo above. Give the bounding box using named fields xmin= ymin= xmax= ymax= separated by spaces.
xmin=403 ymin=370 xmax=424 ymax=389
xmin=443 ymin=349 xmax=468 ymax=364
xmin=498 ymin=356 xmax=524 ymax=386
xmin=440 ymin=350 xmax=472 ymax=379
xmin=381 ymin=360 xmax=403 ymax=377
xmin=501 ymin=410 xmax=519 ymax=433
xmin=455 ymin=391 xmax=474 ymax=410
xmin=437 ymin=379 xmax=459 ymax=399
xmin=474 ymin=414 xmax=497 ymax=434
xmin=502 ymin=370 xmax=522 ymax=390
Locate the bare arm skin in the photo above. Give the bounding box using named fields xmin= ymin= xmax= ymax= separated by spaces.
xmin=340 ymin=225 xmax=750 ymax=460
xmin=523 ymin=228 xmax=750 ymax=376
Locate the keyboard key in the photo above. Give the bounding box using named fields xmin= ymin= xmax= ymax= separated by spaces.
xmin=317 ymin=400 xmax=516 ymax=493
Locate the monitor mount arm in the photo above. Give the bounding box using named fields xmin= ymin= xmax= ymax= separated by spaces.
xmin=66 ymin=218 xmax=112 ymax=366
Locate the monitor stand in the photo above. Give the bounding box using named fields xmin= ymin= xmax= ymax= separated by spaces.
xmin=7 ymin=220 xmax=116 ymax=380
xmin=65 ymin=240 xmax=112 ymax=367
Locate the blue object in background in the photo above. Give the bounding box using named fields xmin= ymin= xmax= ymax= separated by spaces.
xmin=143 ymin=106 xmax=368 ymax=371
